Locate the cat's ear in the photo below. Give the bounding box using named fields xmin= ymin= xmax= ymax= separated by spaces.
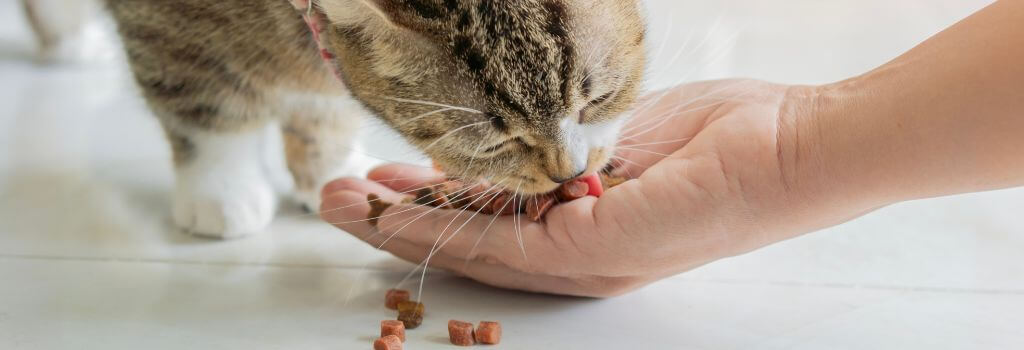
xmin=318 ymin=0 xmax=450 ymax=35
xmin=319 ymin=0 xmax=393 ymax=28
xmin=317 ymin=0 xmax=448 ymax=83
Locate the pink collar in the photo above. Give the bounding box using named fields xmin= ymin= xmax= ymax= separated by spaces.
xmin=288 ymin=0 xmax=343 ymax=80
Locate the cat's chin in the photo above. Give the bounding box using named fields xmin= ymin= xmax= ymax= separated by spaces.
xmin=482 ymin=179 xmax=561 ymax=196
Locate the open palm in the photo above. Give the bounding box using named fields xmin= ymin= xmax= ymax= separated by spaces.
xmin=321 ymin=80 xmax=821 ymax=297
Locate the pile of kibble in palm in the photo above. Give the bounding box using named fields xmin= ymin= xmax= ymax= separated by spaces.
xmin=373 ymin=289 xmax=502 ymax=349
xmin=367 ymin=173 xmax=627 ymax=226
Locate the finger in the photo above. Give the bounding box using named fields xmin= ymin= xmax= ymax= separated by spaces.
xmin=321 ymin=177 xmax=410 ymax=205
xmin=367 ymin=164 xmax=445 ymax=193
xmin=319 ymin=176 xmax=421 ymax=236
xmin=611 ymin=147 xmax=688 ymax=179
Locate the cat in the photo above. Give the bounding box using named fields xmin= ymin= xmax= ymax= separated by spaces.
xmin=27 ymin=0 xmax=647 ymax=238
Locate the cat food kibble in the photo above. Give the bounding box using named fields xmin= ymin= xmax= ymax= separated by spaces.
xmin=447 ymin=320 xmax=476 ymax=346
xmin=466 ymin=191 xmax=496 ymax=215
xmin=488 ymin=193 xmax=518 ymax=216
xmin=440 ymin=180 xmax=475 ymax=209
xmin=380 ymin=320 xmax=406 ymax=342
xmin=366 ymin=194 xmax=394 ymax=227
xmin=373 ymin=335 xmax=403 ymax=350
xmin=474 ymin=321 xmax=502 ymax=345
xmin=385 ymin=289 xmax=410 ymax=310
xmin=396 ymin=301 xmax=425 ymax=329
xmin=414 ymin=185 xmax=453 ymax=209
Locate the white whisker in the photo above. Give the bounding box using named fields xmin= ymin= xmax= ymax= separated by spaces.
xmin=325 ymin=183 xmax=476 ymax=226
xmin=616 ymin=147 xmax=673 ymax=157
xmin=462 ymin=190 xmax=513 ymax=272
xmin=377 ymin=96 xmax=483 ymax=114
xmin=410 ymin=180 xmax=508 ymax=302
xmin=611 ymin=155 xmax=645 ymax=169
xmin=512 ymin=184 xmax=527 ymax=263
xmin=419 ymin=121 xmax=489 ymax=154
xmin=618 ymin=137 xmax=694 ymax=148
xmin=397 ymin=107 xmax=457 ymax=126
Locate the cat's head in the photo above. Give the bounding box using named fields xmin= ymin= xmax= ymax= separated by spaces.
xmin=321 ymin=0 xmax=646 ymax=194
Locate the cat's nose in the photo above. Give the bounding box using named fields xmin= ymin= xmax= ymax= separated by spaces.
xmin=548 ymin=169 xmax=587 ymax=184
xmin=547 ymin=143 xmax=589 ymax=184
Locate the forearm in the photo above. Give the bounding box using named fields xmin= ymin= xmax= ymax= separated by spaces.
xmin=793 ymin=0 xmax=1024 ymax=208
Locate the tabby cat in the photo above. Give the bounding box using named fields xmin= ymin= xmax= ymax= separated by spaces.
xmin=29 ymin=0 xmax=647 ymax=237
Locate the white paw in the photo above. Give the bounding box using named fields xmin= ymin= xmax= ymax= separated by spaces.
xmin=173 ymin=176 xmax=277 ymax=239
xmin=170 ymin=128 xmax=279 ymax=238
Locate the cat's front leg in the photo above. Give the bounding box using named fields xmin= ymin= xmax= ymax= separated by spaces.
xmin=281 ymin=97 xmax=366 ymax=213
xmin=166 ymin=126 xmax=277 ymax=238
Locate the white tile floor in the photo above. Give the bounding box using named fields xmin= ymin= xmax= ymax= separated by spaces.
xmin=2 ymin=0 xmax=1022 ymax=349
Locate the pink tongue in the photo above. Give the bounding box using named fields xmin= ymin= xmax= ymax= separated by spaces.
xmin=580 ymin=173 xmax=604 ymax=197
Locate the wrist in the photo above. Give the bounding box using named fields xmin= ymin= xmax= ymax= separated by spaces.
xmin=776 ymin=79 xmax=896 ymax=227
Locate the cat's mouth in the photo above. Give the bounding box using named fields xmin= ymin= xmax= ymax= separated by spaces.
xmin=483 ymin=146 xmax=614 ymax=195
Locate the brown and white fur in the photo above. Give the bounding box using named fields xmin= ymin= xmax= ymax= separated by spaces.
xmin=24 ymin=0 xmax=647 ymax=238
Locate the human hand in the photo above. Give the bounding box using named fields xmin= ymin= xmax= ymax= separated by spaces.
xmin=320 ymin=80 xmax=852 ymax=297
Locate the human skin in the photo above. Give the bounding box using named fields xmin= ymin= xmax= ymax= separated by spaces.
xmin=320 ymin=0 xmax=1024 ymax=297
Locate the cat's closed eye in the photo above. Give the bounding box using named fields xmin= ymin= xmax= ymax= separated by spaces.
xmin=488 ymin=114 xmax=508 ymax=132
xmin=481 ymin=136 xmax=528 ymax=156
xmin=581 ymin=90 xmax=617 ymax=123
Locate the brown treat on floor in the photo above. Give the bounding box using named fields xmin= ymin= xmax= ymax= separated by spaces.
xmin=448 ymin=320 xmax=476 ymax=346
xmin=557 ymin=180 xmax=590 ymax=201
xmin=526 ymin=195 xmax=557 ymax=222
xmin=474 ymin=321 xmax=502 ymax=345
xmin=385 ymin=289 xmax=410 ymax=310
xmin=373 ymin=335 xmax=403 ymax=350
xmin=367 ymin=194 xmax=394 ymax=227
xmin=380 ymin=320 xmax=406 ymax=342
xmin=396 ymin=301 xmax=425 ymax=329
xmin=600 ymin=173 xmax=628 ymax=190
